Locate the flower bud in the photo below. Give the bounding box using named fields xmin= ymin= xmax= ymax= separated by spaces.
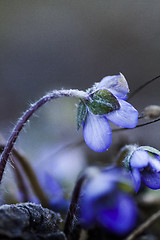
xmin=144 ymin=105 xmax=160 ymax=120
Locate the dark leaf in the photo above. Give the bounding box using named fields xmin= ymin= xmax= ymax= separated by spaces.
xmin=87 ymin=90 xmax=120 ymax=115
xmin=77 ymin=100 xmax=88 ymax=130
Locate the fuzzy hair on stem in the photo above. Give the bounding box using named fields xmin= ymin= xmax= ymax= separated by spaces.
xmin=0 ymin=89 xmax=89 ymax=183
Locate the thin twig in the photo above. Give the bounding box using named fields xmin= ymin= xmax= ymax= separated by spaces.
xmin=128 ymin=74 xmax=160 ymax=100
xmin=38 ymin=116 xmax=160 ymax=158
xmin=112 ymin=117 xmax=160 ymax=132
xmin=125 ymin=209 xmax=160 ymax=240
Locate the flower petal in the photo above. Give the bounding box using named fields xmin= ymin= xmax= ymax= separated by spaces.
xmin=148 ymin=155 xmax=160 ymax=172
xmin=83 ymin=112 xmax=112 ymax=152
xmin=107 ymin=99 xmax=138 ymax=128
xmin=99 ymin=193 xmax=137 ymax=235
xmin=97 ymin=73 xmax=129 ymax=99
xmin=80 ymin=173 xmax=115 ymax=227
xmin=141 ymin=170 xmax=160 ymax=189
xmin=130 ymin=150 xmax=149 ymax=168
xmin=131 ymin=168 xmax=141 ymax=192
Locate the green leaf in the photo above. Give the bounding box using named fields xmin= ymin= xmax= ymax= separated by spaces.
xmin=87 ymin=89 xmax=120 ymax=115
xmin=119 ymin=145 xmax=137 ymax=170
xmin=138 ymin=146 xmax=160 ymax=156
xmin=77 ymin=100 xmax=88 ymax=130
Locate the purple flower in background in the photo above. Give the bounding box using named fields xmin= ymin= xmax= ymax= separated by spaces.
xmin=79 ymin=168 xmax=137 ymax=235
xmin=122 ymin=145 xmax=160 ymax=192
xmin=43 ymin=173 xmax=69 ymax=212
xmin=37 ymin=172 xmax=69 ymax=213
xmin=77 ymin=73 xmax=138 ymax=152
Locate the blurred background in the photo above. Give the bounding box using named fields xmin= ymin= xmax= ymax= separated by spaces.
xmin=0 ymin=1 xmax=160 ymax=205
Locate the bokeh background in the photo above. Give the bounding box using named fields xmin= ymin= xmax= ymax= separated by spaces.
xmin=0 ymin=1 xmax=160 ymax=200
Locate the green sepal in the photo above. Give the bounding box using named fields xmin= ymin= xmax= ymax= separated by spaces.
xmin=77 ymin=100 xmax=88 ymax=130
xmin=87 ymin=89 xmax=120 ymax=115
xmin=118 ymin=145 xmax=138 ymax=170
xmin=138 ymin=146 xmax=160 ymax=156
xmin=118 ymin=182 xmax=133 ymax=193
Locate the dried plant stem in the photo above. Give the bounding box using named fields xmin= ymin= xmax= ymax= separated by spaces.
xmin=12 ymin=148 xmax=49 ymax=208
xmin=125 ymin=209 xmax=160 ymax=240
xmin=11 ymin=156 xmax=30 ymax=202
xmin=0 ymin=145 xmax=49 ymax=207
xmin=0 ymin=89 xmax=88 ymax=183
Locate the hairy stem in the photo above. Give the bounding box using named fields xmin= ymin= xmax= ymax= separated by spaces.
xmin=0 ymin=89 xmax=88 ymax=183
xmin=64 ymin=167 xmax=99 ymax=240
xmin=64 ymin=174 xmax=86 ymax=240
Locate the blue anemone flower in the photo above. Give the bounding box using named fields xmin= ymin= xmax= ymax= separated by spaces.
xmin=122 ymin=145 xmax=160 ymax=192
xmin=38 ymin=173 xmax=69 ymax=213
xmin=79 ymin=168 xmax=137 ymax=235
xmin=78 ymin=74 xmax=138 ymax=152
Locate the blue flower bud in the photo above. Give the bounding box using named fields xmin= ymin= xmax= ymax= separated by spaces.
xmin=79 ymin=168 xmax=137 ymax=235
xmin=77 ymin=74 xmax=138 ymax=152
xmin=122 ymin=145 xmax=160 ymax=192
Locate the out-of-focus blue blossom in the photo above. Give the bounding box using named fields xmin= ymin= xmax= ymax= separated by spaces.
xmin=18 ymin=172 xmax=69 ymax=213
xmin=34 ymin=145 xmax=86 ymax=211
xmin=36 ymin=145 xmax=86 ymax=191
xmin=122 ymin=145 xmax=160 ymax=192
xmin=43 ymin=173 xmax=69 ymax=213
xmin=79 ymin=168 xmax=137 ymax=235
xmin=78 ymin=74 xmax=138 ymax=152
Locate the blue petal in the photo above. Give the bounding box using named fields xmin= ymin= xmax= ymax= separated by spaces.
xmin=83 ymin=112 xmax=112 ymax=152
xmin=44 ymin=173 xmax=63 ymax=199
xmin=80 ymin=173 xmax=115 ymax=227
xmin=148 ymin=155 xmax=160 ymax=172
xmin=97 ymin=73 xmax=129 ymax=99
xmin=85 ymin=173 xmax=116 ymax=201
xmin=80 ymin=195 xmax=96 ymax=227
xmin=131 ymin=168 xmax=141 ymax=192
xmin=130 ymin=150 xmax=149 ymax=168
xmin=50 ymin=198 xmax=69 ymax=213
xmin=141 ymin=170 xmax=160 ymax=189
xmin=99 ymin=193 xmax=137 ymax=235
xmin=106 ymin=99 xmax=138 ymax=128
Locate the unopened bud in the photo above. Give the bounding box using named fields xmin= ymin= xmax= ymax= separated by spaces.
xmin=144 ymin=105 xmax=160 ymax=120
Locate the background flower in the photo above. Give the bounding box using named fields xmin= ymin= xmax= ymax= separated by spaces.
xmin=122 ymin=145 xmax=160 ymax=192
xmin=79 ymin=168 xmax=137 ymax=235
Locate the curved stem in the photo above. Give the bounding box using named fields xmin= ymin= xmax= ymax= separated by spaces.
xmin=0 ymin=89 xmax=88 ymax=183
xmin=64 ymin=173 xmax=87 ymax=240
xmin=64 ymin=167 xmax=99 ymax=240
